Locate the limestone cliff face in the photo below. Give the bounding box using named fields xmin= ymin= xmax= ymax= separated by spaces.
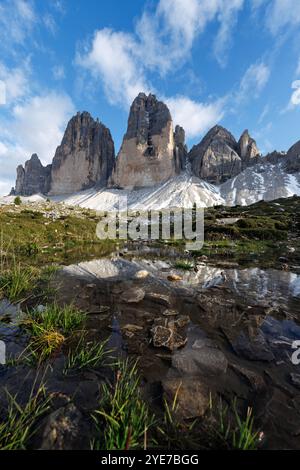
xmin=49 ymin=112 xmax=115 ymax=195
xmin=14 ymin=154 xmax=51 ymax=196
xmin=188 ymin=126 xmax=241 ymax=184
xmin=237 ymin=130 xmax=260 ymax=169
xmin=189 ymin=126 xmax=261 ymax=184
xmin=285 ymin=140 xmax=300 ymax=173
xmin=109 ymin=93 xmax=184 ymax=189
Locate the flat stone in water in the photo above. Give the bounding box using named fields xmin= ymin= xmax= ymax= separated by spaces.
xmin=145 ymin=292 xmax=172 ymax=307
xmin=120 ymin=287 xmax=145 ymax=303
xmin=172 ymin=339 xmax=228 ymax=376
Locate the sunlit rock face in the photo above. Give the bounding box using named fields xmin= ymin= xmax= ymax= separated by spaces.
xmin=109 ymin=93 xmax=185 ymax=189
xmin=49 ymin=112 xmax=115 ymax=195
xmin=188 ymin=127 xmax=260 ymax=184
xmin=188 ymin=125 xmax=241 ymax=184
xmin=237 ymin=129 xmax=260 ymax=169
xmin=14 ymin=154 xmax=51 ymax=196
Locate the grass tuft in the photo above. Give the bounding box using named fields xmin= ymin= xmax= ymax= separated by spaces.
xmin=0 ymin=383 xmax=50 ymax=450
xmin=91 ymin=359 xmax=154 ymax=450
xmin=63 ymin=335 xmax=111 ymax=374
xmin=173 ymin=260 xmax=194 ymax=270
xmin=21 ymin=304 xmax=86 ymax=362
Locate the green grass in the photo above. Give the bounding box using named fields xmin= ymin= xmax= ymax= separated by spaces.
xmin=21 ymin=304 xmax=86 ymax=362
xmin=157 ymin=384 xmax=199 ymax=450
xmin=63 ymin=335 xmax=111 ymax=374
xmin=214 ymin=398 xmax=260 ymax=450
xmin=0 ymin=383 xmax=50 ymax=450
xmin=173 ymin=260 xmax=194 ymax=270
xmin=0 ymin=207 xmax=117 ymax=267
xmin=91 ymin=359 xmax=155 ymax=450
xmin=0 ymin=262 xmax=38 ymax=302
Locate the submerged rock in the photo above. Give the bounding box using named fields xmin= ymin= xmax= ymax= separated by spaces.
xmin=120 ymin=287 xmax=145 ymax=303
xmin=150 ymin=316 xmax=189 ymax=351
xmin=172 ymin=338 xmax=228 ymax=376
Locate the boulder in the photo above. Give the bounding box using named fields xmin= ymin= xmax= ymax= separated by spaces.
xmin=39 ymin=403 xmax=85 ymax=450
xmin=150 ymin=315 xmax=189 ymax=350
xmin=162 ymin=377 xmax=210 ymax=419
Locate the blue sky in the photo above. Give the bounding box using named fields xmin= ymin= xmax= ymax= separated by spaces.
xmin=0 ymin=0 xmax=300 ymax=194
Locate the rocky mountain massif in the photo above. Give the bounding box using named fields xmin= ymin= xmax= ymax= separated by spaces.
xmin=109 ymin=93 xmax=186 ymax=189
xmin=12 ymin=112 xmax=115 ymax=197
xmin=9 ymin=92 xmax=300 ymax=207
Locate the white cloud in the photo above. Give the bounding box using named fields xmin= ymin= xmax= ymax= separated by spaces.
xmin=213 ymin=0 xmax=244 ymax=67
xmin=296 ymin=58 xmax=300 ymax=76
xmin=237 ymin=62 xmax=270 ymax=102
xmin=11 ymin=92 xmax=75 ymax=163
xmin=43 ymin=13 xmax=57 ymax=35
xmin=265 ymin=0 xmax=300 ymax=34
xmin=0 ymin=81 xmax=6 ymax=105
xmin=0 ymin=60 xmax=31 ymax=104
xmin=0 ymin=0 xmax=36 ymax=46
xmin=77 ymin=0 xmax=244 ymax=107
xmin=0 ymin=92 xmax=75 ymax=194
xmin=77 ymin=28 xmax=150 ymax=107
xmin=167 ymin=96 xmax=225 ymax=138
xmin=52 ymin=65 xmax=65 ymax=80
xmin=288 ymin=80 xmax=300 ymax=109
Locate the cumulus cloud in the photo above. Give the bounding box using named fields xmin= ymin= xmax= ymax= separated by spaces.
xmin=0 ymin=60 xmax=31 ymax=104
xmin=77 ymin=0 xmax=244 ymax=107
xmin=0 ymin=92 xmax=75 ymax=194
xmin=236 ymin=62 xmax=270 ymax=103
xmin=167 ymin=96 xmax=225 ymax=138
xmin=77 ymin=28 xmax=150 ymax=107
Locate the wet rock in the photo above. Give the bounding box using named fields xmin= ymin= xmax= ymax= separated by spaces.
xmin=290 ymin=373 xmax=300 ymax=389
xmin=230 ymin=363 xmax=265 ymax=392
xmin=172 ymin=338 xmax=228 ymax=376
xmin=224 ymin=329 xmax=275 ymax=362
xmin=40 ymin=403 xmax=85 ymax=450
xmin=134 ymin=270 xmax=149 ymax=279
xmin=162 ymin=309 xmax=178 ymax=317
xmin=151 ymin=316 xmax=189 ymax=351
xmin=145 ymin=292 xmax=172 ymax=307
xmin=162 ymin=377 xmax=210 ymax=419
xmin=120 ymin=287 xmax=145 ymax=303
xmin=122 ymin=324 xmax=143 ymax=338
xmin=167 ymin=274 xmax=183 ymax=282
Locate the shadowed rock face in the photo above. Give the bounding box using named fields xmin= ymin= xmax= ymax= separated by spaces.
xmin=49 ymin=112 xmax=115 ymax=195
xmin=285 ymin=140 xmax=300 ymax=173
xmin=188 ymin=125 xmax=241 ymax=184
xmin=189 ymin=126 xmax=260 ymax=184
xmin=109 ymin=93 xmax=185 ymax=189
xmin=14 ymin=154 xmax=51 ymax=196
